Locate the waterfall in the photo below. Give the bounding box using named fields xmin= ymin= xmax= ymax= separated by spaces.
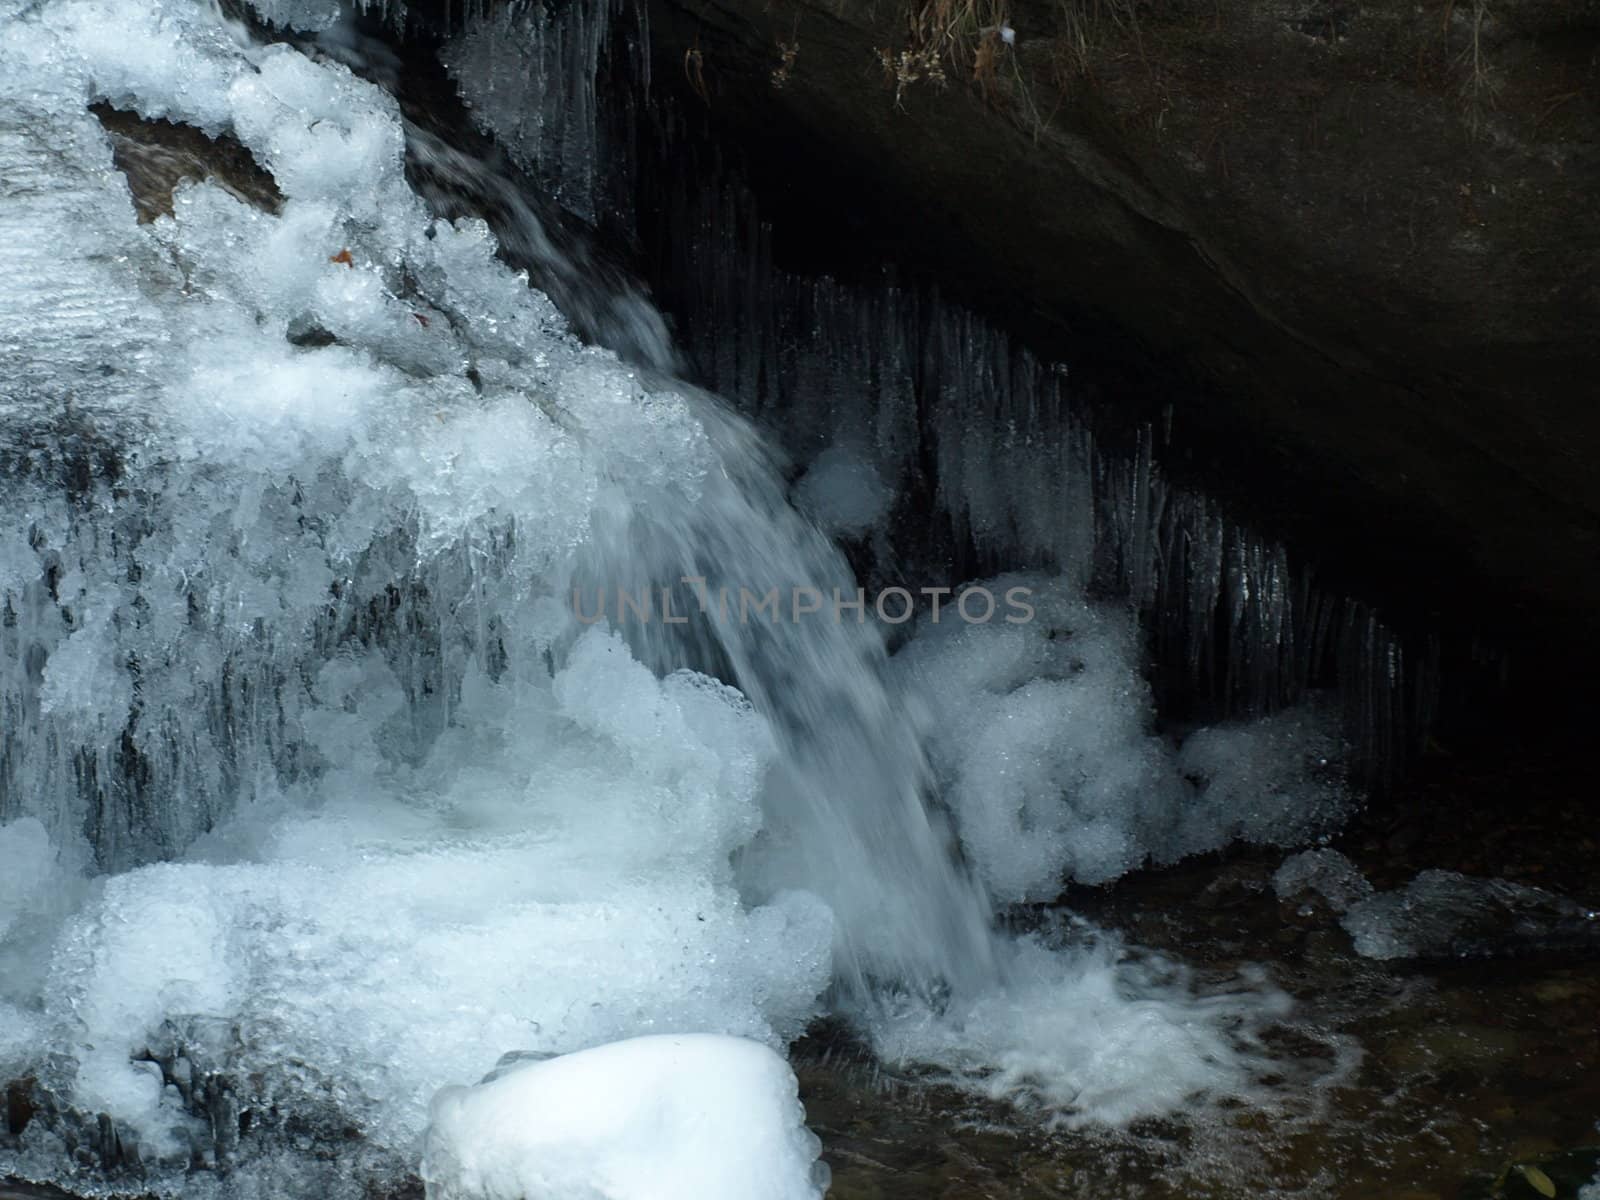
xmin=0 ymin=0 xmax=1343 ymax=1195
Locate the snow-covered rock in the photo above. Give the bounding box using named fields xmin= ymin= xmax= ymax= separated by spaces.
xmin=421 ymin=1035 xmax=829 ymax=1200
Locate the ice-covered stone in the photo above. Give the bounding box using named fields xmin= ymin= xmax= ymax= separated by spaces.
xmin=1272 ymin=848 xmax=1375 ymax=915
xmin=1343 ymin=870 xmax=1600 ymax=960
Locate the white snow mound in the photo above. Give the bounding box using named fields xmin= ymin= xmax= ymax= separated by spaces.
xmin=421 ymin=1035 xmax=829 ymax=1200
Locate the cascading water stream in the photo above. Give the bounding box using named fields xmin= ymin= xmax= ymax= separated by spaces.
xmin=390 ymin=25 xmax=1002 ymax=1000
xmin=567 ymin=399 xmax=1001 ymax=1000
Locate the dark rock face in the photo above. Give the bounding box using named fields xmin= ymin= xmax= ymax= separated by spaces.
xmin=91 ymin=103 xmax=284 ymax=222
xmin=642 ymin=0 xmax=1600 ymax=675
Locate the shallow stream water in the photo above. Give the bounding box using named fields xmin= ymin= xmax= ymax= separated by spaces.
xmin=800 ymin=747 xmax=1600 ymax=1200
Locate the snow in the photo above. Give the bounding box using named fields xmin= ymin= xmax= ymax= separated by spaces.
xmin=421 ymin=1035 xmax=828 ymax=1200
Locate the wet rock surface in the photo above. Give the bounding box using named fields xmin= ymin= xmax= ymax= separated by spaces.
xmin=91 ymin=104 xmax=284 ymax=222
xmin=642 ymin=0 xmax=1600 ymax=678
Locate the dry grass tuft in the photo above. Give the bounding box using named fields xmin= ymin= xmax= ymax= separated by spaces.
xmin=874 ymin=0 xmax=1154 ymax=124
xmin=877 ymin=0 xmax=1011 ymax=106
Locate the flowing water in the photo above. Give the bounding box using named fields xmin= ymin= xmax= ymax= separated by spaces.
xmin=0 ymin=0 xmax=1555 ymax=1197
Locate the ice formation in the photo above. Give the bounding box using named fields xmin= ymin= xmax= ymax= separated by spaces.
xmin=792 ymin=445 xmax=894 ymax=538
xmin=1175 ymin=709 xmax=1352 ymax=851
xmin=0 ymin=2 xmax=834 ymax=1189
xmin=1273 ymin=853 xmax=1600 ymax=960
xmin=1272 ymin=848 xmax=1375 ymax=915
xmin=442 ymin=0 xmax=634 ymax=225
xmin=648 ymin=163 xmax=1434 ymax=781
xmin=0 ymin=0 xmax=1370 ymax=1192
xmin=1342 ymin=870 xmax=1600 ymax=960
xmin=421 ymin=1035 xmax=828 ymax=1200
xmin=0 ymin=818 xmax=61 ymax=943
xmin=892 ymin=574 xmax=1352 ymax=901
